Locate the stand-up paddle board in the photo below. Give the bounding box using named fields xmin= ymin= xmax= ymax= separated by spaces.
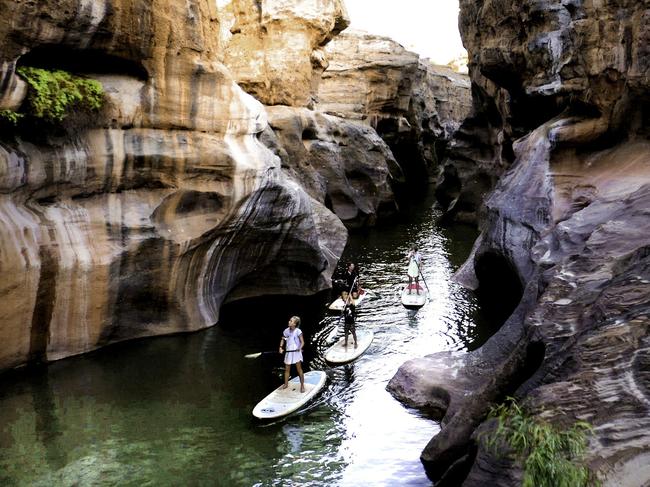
xmin=252 ymin=370 xmax=327 ymax=419
xmin=328 ymin=289 xmax=370 ymax=313
xmin=324 ymin=329 xmax=374 ymax=364
xmin=401 ymin=284 xmax=428 ymax=310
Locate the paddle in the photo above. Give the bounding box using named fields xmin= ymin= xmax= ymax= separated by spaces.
xmin=414 ymin=259 xmax=432 ymax=301
xmin=244 ymin=351 xmax=279 ymax=359
xmin=326 ymin=275 xmax=358 ymax=343
xmin=245 ymin=347 xmax=302 ymax=359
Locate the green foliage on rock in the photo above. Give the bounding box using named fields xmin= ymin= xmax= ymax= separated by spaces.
xmin=0 ymin=109 xmax=24 ymax=125
xmin=16 ymin=67 xmax=104 ymax=123
xmin=484 ymin=398 xmax=598 ymax=487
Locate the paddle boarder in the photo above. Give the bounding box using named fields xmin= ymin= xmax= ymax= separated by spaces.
xmin=279 ymin=316 xmax=305 ymax=393
xmin=343 ymin=295 xmax=357 ymax=349
xmin=407 ymin=247 xmax=422 ymax=294
xmin=343 ymin=262 xmax=360 ymax=298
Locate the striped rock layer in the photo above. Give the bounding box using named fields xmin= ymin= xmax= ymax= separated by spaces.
xmin=0 ymin=0 xmax=345 ymax=371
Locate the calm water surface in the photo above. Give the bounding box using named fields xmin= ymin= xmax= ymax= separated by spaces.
xmin=0 ymin=198 xmax=488 ymax=486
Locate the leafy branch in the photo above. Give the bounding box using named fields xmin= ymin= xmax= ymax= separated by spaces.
xmin=483 ymin=398 xmax=599 ymax=487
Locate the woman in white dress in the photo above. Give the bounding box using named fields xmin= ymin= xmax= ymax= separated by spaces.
xmin=407 ymin=246 xmax=422 ymax=294
xmin=279 ymin=316 xmax=305 ymax=392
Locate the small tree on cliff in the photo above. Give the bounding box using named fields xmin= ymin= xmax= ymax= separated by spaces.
xmin=482 ymin=398 xmax=599 ymax=487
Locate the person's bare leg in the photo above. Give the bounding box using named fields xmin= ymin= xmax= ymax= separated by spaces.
xmin=344 ymin=327 xmax=349 ymax=347
xmin=409 ymin=276 xmax=413 ymax=293
xmin=296 ymin=362 xmax=305 ymax=392
xmin=282 ymin=363 xmax=290 ymax=389
xmin=352 ymin=328 xmax=358 ymax=349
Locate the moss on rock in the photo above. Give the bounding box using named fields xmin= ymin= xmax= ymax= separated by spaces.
xmin=16 ymin=67 xmax=104 ymax=123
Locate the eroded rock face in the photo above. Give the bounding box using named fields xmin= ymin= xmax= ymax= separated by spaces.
xmin=318 ymin=30 xmax=420 ymax=121
xmin=434 ymin=71 xmax=514 ymax=224
xmin=262 ymin=106 xmax=402 ymax=228
xmin=220 ymin=15 xmax=406 ymax=229
xmin=0 ymin=0 xmax=345 ymax=371
xmin=318 ymin=30 xmax=471 ymax=192
xmin=392 ymin=0 xmax=650 ymax=485
xmin=219 ymin=0 xmax=349 ymax=107
xmin=437 ymin=0 xmax=650 ymax=223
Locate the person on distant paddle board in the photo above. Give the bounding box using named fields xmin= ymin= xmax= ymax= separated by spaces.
xmin=407 ymin=247 xmax=422 ymax=294
xmin=343 ymin=295 xmax=357 ymax=349
xmin=343 ymin=262 xmax=361 ymax=299
xmin=279 ymin=316 xmax=305 ymax=393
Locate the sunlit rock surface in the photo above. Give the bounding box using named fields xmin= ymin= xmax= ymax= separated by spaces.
xmin=318 ymin=29 xmax=420 ymax=121
xmin=218 ymin=0 xmax=349 ymax=107
xmin=392 ymin=0 xmax=650 ymax=485
xmin=318 ymin=30 xmax=471 ymax=191
xmin=0 ymin=0 xmax=345 ymax=371
xmin=220 ymin=13 xmax=403 ymax=228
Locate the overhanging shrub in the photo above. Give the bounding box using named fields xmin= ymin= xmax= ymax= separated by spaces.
xmin=16 ymin=66 xmax=103 ymax=123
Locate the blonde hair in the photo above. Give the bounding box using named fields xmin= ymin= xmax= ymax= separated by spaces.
xmin=290 ymin=315 xmax=301 ymax=327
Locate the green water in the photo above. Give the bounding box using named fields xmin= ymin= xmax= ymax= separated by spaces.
xmin=0 ymin=199 xmax=487 ymax=486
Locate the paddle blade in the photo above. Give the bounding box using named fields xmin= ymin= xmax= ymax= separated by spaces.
xmin=244 ymin=352 xmax=263 ymax=359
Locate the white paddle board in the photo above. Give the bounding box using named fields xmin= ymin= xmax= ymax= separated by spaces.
xmin=324 ymin=329 xmax=374 ymax=364
xmin=401 ymin=284 xmax=428 ymax=309
xmin=252 ymin=370 xmax=327 ymax=419
xmin=328 ymin=289 xmax=370 ymax=312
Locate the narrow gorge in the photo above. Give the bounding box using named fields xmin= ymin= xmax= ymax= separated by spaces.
xmin=0 ymin=0 xmax=648 ymax=486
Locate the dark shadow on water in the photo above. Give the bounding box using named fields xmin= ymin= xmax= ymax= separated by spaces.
xmin=218 ymin=290 xmax=331 ymax=366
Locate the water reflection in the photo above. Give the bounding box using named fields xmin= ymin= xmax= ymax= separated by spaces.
xmin=30 ymin=372 xmax=67 ymax=471
xmin=0 ymin=199 xmax=486 ymax=486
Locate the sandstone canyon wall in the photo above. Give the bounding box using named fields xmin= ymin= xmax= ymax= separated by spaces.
xmin=261 ymin=106 xmax=401 ymax=228
xmin=390 ymin=0 xmax=650 ymax=485
xmin=219 ymin=2 xmax=408 ymax=227
xmin=219 ymin=0 xmax=349 ymax=108
xmin=319 ymin=30 xmax=472 ymax=193
xmin=0 ymin=0 xmax=346 ymax=371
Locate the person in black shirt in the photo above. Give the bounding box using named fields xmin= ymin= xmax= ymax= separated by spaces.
xmin=343 ymin=295 xmax=357 ymax=349
xmin=343 ymin=262 xmax=360 ymax=298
